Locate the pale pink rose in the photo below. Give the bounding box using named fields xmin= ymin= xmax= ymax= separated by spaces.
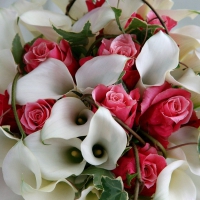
xmin=98 ymin=34 xmax=139 ymax=69
xmin=24 ymin=38 xmax=79 ymax=78
xmin=139 ymin=82 xmax=194 ymax=148
xmin=147 ymin=11 xmax=177 ymax=32
xmin=92 ymin=84 xmax=140 ymax=128
xmin=18 ymin=99 xmax=55 ymax=134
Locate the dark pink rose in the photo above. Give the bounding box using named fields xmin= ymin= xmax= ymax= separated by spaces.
xmin=98 ymin=34 xmax=139 ymax=69
xmin=23 ymin=38 xmax=79 ymax=78
xmin=92 ymin=84 xmax=140 ymax=128
xmin=112 ymin=147 xmax=166 ymax=196
xmin=79 ymin=56 xmax=93 ymax=66
xmin=139 ymin=82 xmax=193 ymax=147
xmin=86 ymin=0 xmax=105 ymax=11
xmin=18 ymin=99 xmax=55 ymax=134
xmin=147 ymin=11 xmax=177 ymax=32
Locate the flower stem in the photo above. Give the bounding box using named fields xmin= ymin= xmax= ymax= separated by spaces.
xmin=141 ymin=0 xmax=169 ymax=34
xmin=140 ymin=130 xmax=167 ymax=158
xmin=167 ymin=142 xmax=198 ymax=151
xmin=132 ymin=143 xmax=143 ymax=200
xmin=11 ymin=73 xmax=26 ymax=139
xmin=113 ymin=117 xmax=146 ymax=146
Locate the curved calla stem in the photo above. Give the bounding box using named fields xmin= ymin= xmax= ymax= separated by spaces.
xmin=11 ymin=73 xmax=26 ymax=139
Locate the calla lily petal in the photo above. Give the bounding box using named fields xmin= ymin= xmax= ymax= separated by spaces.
xmin=0 ymin=127 xmax=18 ymax=167
xmin=166 ymin=68 xmax=200 ymax=94
xmin=168 ymin=126 xmax=200 ymax=175
xmin=7 ymin=58 xmax=74 ymax=105
xmin=41 ymin=97 xmax=93 ymax=141
xmin=81 ymin=107 xmax=127 ymax=170
xmin=20 ymin=9 xmax=72 ymax=41
xmin=77 ymin=185 xmax=99 ymax=200
xmin=76 ymin=55 xmax=128 ymax=90
xmin=22 ymin=178 xmax=77 ymax=200
xmin=0 ymin=8 xmax=19 ymax=49
xmin=72 ymin=6 xmax=115 ymax=33
xmin=154 ymin=160 xmax=196 ymax=200
xmin=2 ymin=140 xmax=41 ymax=195
xmin=0 ymin=49 xmax=17 ymax=93
xmin=136 ymin=31 xmax=179 ymax=86
xmin=25 ymin=131 xmax=86 ymax=181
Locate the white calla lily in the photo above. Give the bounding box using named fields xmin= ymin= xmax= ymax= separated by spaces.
xmin=136 ymin=31 xmax=179 ymax=87
xmin=81 ymin=107 xmax=127 ymax=170
xmin=22 ymin=178 xmax=77 ymax=200
xmin=0 ymin=49 xmax=17 ymax=93
xmin=0 ymin=127 xmax=18 ymax=167
xmin=77 ymin=185 xmax=99 ymax=200
xmin=8 ymin=58 xmax=75 ymax=105
xmin=41 ymin=97 xmax=94 ymax=141
xmin=25 ymin=131 xmax=86 ymax=181
xmin=8 ymin=55 xmax=128 ymax=105
xmin=20 ymin=9 xmax=72 ymax=41
xmin=167 ymin=126 xmax=200 ymax=176
xmin=154 ymin=160 xmax=197 ymax=200
xmin=2 ymin=140 xmax=42 ymax=195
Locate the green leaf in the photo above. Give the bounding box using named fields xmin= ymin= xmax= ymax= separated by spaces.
xmin=122 ymin=147 xmax=131 ymax=156
xmin=53 ymin=21 xmax=95 ymax=46
xmin=11 ymin=34 xmax=24 ymax=65
xmin=71 ymin=46 xmax=87 ymax=58
xmin=126 ymin=173 xmax=137 ymax=187
xmin=190 ymin=10 xmax=200 ymax=15
xmin=111 ymin=7 xmax=125 ymax=33
xmin=82 ymin=166 xmax=115 ymax=190
xmin=100 ymin=176 xmax=129 ymax=200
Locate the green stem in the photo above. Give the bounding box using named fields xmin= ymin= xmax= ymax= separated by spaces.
xmin=141 ymin=0 xmax=169 ymax=35
xmin=140 ymin=130 xmax=167 ymax=158
xmin=132 ymin=143 xmax=143 ymax=200
xmin=114 ymin=117 xmax=146 ymax=146
xmin=167 ymin=142 xmax=198 ymax=151
xmin=11 ymin=73 xmax=26 ymax=139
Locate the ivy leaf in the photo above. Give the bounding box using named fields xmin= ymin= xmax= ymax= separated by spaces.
xmin=11 ymin=34 xmax=24 ymax=64
xmin=53 ymin=21 xmax=95 ymax=46
xmin=111 ymin=7 xmax=125 ymax=33
xmin=100 ymin=176 xmax=129 ymax=200
xmin=82 ymin=166 xmax=115 ymax=190
xmin=126 ymin=173 xmax=137 ymax=187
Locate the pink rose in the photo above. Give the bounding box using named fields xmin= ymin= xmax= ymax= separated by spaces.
xmin=139 ymin=82 xmax=194 ymax=147
xmin=98 ymin=34 xmax=140 ymax=69
xmin=86 ymin=0 xmax=105 ymax=11
xmin=24 ymin=38 xmax=79 ymax=78
xmin=92 ymin=84 xmax=140 ymax=128
xmin=18 ymin=99 xmax=55 ymax=134
xmin=147 ymin=11 xmax=177 ymax=32
xmin=112 ymin=146 xmax=166 ymax=196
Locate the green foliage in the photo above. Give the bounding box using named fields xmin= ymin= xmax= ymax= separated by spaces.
xmin=11 ymin=34 xmax=24 ymax=65
xmin=111 ymin=7 xmax=125 ymax=33
xmin=99 ymin=176 xmax=129 ymax=200
xmin=27 ymin=34 xmax=43 ymax=46
xmin=82 ymin=166 xmax=115 ymax=190
xmin=126 ymin=173 xmax=137 ymax=187
xmin=53 ymin=21 xmax=95 ymax=46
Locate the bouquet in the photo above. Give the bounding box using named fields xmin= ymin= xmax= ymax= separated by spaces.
xmin=0 ymin=0 xmax=200 ymax=199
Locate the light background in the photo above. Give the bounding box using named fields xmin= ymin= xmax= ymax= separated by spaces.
xmin=0 ymin=0 xmax=200 ymax=199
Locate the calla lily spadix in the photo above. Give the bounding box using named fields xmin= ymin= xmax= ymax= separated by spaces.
xmin=24 ymin=131 xmax=86 ymax=181
xmin=41 ymin=97 xmax=94 ymax=141
xmin=81 ymin=107 xmax=127 ymax=170
xmin=7 ymin=55 xmax=128 ymax=105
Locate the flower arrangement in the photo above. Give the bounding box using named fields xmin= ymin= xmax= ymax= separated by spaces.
xmin=0 ymin=0 xmax=200 ymax=199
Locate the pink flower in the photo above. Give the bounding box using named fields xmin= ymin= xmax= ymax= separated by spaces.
xmin=112 ymin=145 xmax=166 ymax=196
xmin=86 ymin=0 xmax=105 ymax=11
xmin=98 ymin=34 xmax=139 ymax=69
xmin=92 ymin=84 xmax=140 ymax=128
xmin=18 ymin=99 xmax=55 ymax=134
xmin=23 ymin=38 xmax=79 ymax=78
xmin=147 ymin=11 xmax=177 ymax=32
xmin=139 ymin=82 xmax=194 ymax=147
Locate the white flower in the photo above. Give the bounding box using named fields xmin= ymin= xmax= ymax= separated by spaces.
xmin=81 ymin=107 xmax=127 ymax=170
